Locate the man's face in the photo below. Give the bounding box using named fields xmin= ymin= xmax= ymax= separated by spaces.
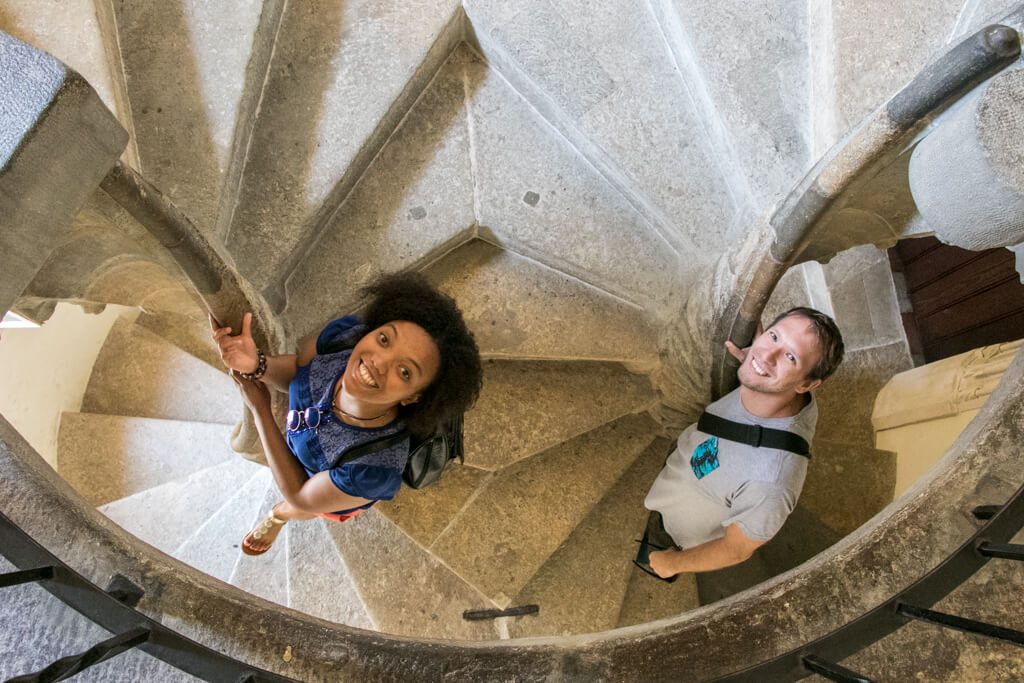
xmin=737 ymin=314 xmax=824 ymax=396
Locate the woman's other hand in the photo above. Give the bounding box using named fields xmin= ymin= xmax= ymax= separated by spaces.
xmin=211 ymin=312 xmax=259 ymax=373
xmin=231 ymin=371 xmax=272 ymax=413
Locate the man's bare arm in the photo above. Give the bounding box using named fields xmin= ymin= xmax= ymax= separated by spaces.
xmin=648 ymin=523 xmax=765 ymax=577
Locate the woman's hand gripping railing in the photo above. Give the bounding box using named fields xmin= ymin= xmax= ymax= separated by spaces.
xmin=100 ymin=160 xmax=284 ymax=458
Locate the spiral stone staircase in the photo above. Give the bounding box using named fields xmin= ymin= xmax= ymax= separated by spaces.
xmin=2 ymin=0 xmax=1023 ymax=681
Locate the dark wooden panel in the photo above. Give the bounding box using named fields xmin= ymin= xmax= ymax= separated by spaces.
xmin=903 ymin=243 xmax=987 ymax=292
xmin=911 ymin=250 xmax=1021 ymax=317
xmin=917 ymin=278 xmax=1024 ymax=342
xmin=895 ymin=235 xmax=941 ymax=264
xmin=924 ymin=309 xmax=1024 ymax=361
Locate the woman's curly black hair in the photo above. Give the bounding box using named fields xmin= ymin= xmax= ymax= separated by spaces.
xmin=359 ymin=271 xmax=482 ymax=437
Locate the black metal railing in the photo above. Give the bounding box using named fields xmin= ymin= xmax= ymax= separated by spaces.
xmin=0 ymin=511 xmax=297 ymax=683
xmin=715 ymin=482 xmax=1024 ymax=682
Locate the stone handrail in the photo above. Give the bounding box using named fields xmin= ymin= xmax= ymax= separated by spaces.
xmin=710 ymin=13 xmax=1023 ymax=400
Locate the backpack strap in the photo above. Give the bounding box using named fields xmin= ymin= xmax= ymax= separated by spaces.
xmin=329 ymin=429 xmax=410 ymax=468
xmin=697 ymin=412 xmax=811 ymax=458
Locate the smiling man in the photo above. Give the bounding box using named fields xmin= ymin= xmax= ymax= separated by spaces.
xmin=642 ymin=307 xmax=845 ymax=579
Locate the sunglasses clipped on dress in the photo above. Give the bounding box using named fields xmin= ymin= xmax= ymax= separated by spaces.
xmin=286 ymin=405 xmax=329 ymax=433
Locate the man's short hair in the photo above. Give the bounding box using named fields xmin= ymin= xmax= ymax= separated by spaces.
xmin=766 ymin=307 xmax=845 ymax=382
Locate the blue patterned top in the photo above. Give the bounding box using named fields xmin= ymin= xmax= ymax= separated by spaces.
xmin=285 ymin=319 xmax=409 ymax=514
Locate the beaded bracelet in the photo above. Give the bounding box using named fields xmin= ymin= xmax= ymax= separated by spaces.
xmin=238 ymin=348 xmax=267 ymax=381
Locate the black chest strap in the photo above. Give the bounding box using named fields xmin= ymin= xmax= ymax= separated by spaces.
xmin=697 ymin=412 xmax=811 ymax=458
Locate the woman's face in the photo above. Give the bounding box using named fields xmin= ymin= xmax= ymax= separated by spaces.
xmin=343 ymin=321 xmax=441 ymax=408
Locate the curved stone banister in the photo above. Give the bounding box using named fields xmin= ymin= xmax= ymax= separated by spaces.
xmin=710 ymin=13 xmax=1023 ymax=400
xmin=2 ymin=340 xmax=1021 ymax=680
xmin=99 ymin=160 xmax=285 ymax=455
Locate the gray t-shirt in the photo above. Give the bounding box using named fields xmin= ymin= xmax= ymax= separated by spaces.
xmin=644 ymin=388 xmax=817 ymax=549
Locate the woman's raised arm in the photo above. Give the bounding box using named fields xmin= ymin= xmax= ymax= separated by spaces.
xmin=210 ymin=312 xmax=298 ymax=393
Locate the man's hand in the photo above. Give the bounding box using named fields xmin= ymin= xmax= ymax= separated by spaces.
xmin=648 ymin=549 xmax=679 ymax=579
xmin=211 ymin=312 xmax=259 ymax=374
xmin=724 ymin=323 xmax=763 ymax=363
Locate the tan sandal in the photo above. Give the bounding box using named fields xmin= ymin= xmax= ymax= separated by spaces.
xmin=242 ymin=507 xmax=286 ymax=556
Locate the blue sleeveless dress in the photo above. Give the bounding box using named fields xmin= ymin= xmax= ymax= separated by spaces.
xmin=285 ymin=318 xmax=410 ymax=515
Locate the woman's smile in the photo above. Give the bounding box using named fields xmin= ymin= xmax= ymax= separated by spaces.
xmin=358 ymin=360 xmax=379 ymax=388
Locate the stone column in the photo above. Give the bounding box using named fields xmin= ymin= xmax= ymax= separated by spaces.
xmin=909 ymin=66 xmax=1024 ymax=251
xmin=0 ymin=30 xmax=127 ymax=314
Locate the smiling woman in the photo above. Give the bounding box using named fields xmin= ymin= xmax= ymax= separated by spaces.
xmin=211 ymin=271 xmax=482 ymax=555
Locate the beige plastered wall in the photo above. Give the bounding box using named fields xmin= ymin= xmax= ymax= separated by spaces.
xmin=874 ymin=338 xmax=1023 ymax=496
xmin=0 ymin=302 xmax=134 ymax=468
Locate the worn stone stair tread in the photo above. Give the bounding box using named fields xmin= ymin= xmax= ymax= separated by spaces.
xmin=98 ymin=457 xmax=264 ymax=555
xmin=461 ymin=49 xmax=684 ymax=311
xmin=509 ymin=436 xmax=673 ymax=638
xmin=281 ymin=43 xmax=475 ymax=338
xmin=81 ymin=317 xmax=238 ymax=425
xmin=426 ymin=240 xmax=660 ymax=366
xmin=287 ymin=518 xmax=375 ymax=631
xmin=0 ymin=558 xmax=200 ymax=682
xmin=135 ymin=310 xmax=226 ymax=372
xmin=0 ymin=1 xmax=126 ymax=139
xmin=463 ymin=0 xmax=733 ymax=262
xmin=429 ymin=413 xmax=660 ymax=605
xmin=228 ymin=481 xmax=291 ymax=608
xmin=615 ymin=561 xmax=700 ymax=630
xmin=464 ymin=359 xmax=655 ymax=471
xmin=110 ymin=0 xmax=265 ymax=231
xmin=653 ymin=0 xmax=811 ymax=205
xmin=229 ymin=0 xmax=466 ymax=296
xmin=801 ymin=439 xmax=898 ymax=537
xmin=375 ymin=463 xmax=492 ymax=549
xmin=173 ymin=468 xmax=272 ymax=582
xmin=695 ymin=504 xmax=844 ymax=607
xmin=325 ymin=508 xmax=499 ymax=640
xmin=58 ymin=412 xmax=239 ymax=506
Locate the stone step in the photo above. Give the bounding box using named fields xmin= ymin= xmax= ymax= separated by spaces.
xmin=325 ymin=509 xmax=499 ymax=639
xmin=616 ymin=554 xmax=701 ymax=629
xmin=0 ymin=559 xmax=199 ymax=682
xmin=459 ymin=47 xmax=684 ymax=312
xmin=227 ymin=0 xmax=467 ymax=300
xmin=464 ymin=359 xmax=655 ymax=471
xmin=509 ymin=436 xmax=673 ymax=638
xmin=0 ymin=1 xmax=129 ymax=149
xmin=228 ymin=483 xmax=291 ymax=608
xmin=135 ymin=310 xmax=226 ymax=372
xmin=814 ymin=0 xmax=966 ymax=149
xmin=81 ymin=317 xmax=238 ymax=425
xmin=58 ymin=413 xmax=238 ymax=506
xmin=98 ymin=457 xmax=263 ymax=554
xmin=173 ymin=468 xmax=272 ymax=582
xmin=464 ymin=0 xmax=735 ymax=267
xmin=694 ymin=504 xmax=843 ymax=606
xmin=286 ymin=518 xmax=376 ymax=631
xmin=426 ymin=240 xmax=661 ymax=367
xmin=281 ymin=42 xmax=476 ymax=337
xmin=801 ymin=439 xmax=898 ymax=537
xmin=428 ymin=413 xmax=660 ymax=606
xmin=375 ymin=463 xmax=492 ymax=549
xmin=108 ymin=0 xmax=267 ymax=232
xmin=649 ymin=0 xmax=812 ymax=205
